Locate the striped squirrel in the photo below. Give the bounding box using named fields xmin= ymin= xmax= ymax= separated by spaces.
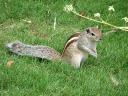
xmin=6 ymin=27 xmax=102 ymax=68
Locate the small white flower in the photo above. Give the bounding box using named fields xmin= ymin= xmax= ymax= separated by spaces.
xmin=108 ymin=6 xmax=115 ymax=12
xmin=94 ymin=13 xmax=100 ymax=18
xmin=64 ymin=4 xmax=73 ymax=12
xmin=122 ymin=17 xmax=128 ymax=23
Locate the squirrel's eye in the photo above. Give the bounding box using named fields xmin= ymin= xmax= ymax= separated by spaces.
xmin=91 ymin=33 xmax=95 ymax=36
xmin=86 ymin=29 xmax=90 ymax=34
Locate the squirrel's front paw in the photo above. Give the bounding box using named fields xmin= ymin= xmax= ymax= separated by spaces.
xmin=89 ymin=51 xmax=97 ymax=58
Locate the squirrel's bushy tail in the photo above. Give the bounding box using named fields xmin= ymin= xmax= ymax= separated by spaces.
xmin=6 ymin=41 xmax=61 ymax=61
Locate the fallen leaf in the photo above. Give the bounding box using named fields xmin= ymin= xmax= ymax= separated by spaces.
xmin=6 ymin=60 xmax=14 ymax=67
xmin=110 ymin=74 xmax=119 ymax=86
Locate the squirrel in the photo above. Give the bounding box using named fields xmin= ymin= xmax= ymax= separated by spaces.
xmin=6 ymin=27 xmax=102 ymax=68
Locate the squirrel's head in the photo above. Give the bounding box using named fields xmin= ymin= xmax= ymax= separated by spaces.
xmin=85 ymin=27 xmax=102 ymax=42
xmin=6 ymin=41 xmax=23 ymax=53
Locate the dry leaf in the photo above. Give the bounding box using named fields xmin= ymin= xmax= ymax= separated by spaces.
xmin=110 ymin=74 xmax=119 ymax=86
xmin=6 ymin=60 xmax=14 ymax=67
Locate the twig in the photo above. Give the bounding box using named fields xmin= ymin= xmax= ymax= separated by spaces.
xmin=103 ymin=29 xmax=117 ymax=36
xmin=71 ymin=10 xmax=128 ymax=32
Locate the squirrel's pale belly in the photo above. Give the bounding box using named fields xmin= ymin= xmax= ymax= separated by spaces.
xmin=62 ymin=42 xmax=88 ymax=68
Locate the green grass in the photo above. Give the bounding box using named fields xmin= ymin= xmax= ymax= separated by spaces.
xmin=0 ymin=0 xmax=128 ymax=96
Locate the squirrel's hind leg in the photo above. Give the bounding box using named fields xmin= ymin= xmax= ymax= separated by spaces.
xmin=70 ymin=54 xmax=84 ymax=68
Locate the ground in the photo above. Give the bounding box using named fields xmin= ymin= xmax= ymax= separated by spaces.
xmin=0 ymin=0 xmax=128 ymax=96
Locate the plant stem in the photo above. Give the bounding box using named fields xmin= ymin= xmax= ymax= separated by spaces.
xmin=72 ymin=11 xmax=128 ymax=31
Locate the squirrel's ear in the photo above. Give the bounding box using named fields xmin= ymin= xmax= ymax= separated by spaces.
xmin=86 ymin=28 xmax=90 ymax=34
